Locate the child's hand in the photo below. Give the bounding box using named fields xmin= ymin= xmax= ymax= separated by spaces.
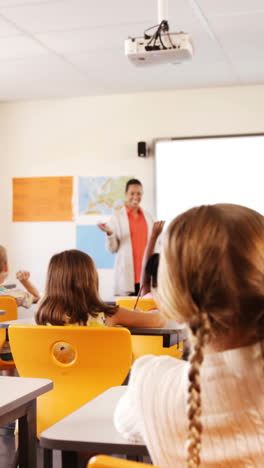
xmin=151 ymin=221 xmax=165 ymax=239
xmin=16 ymin=270 xmax=30 ymax=282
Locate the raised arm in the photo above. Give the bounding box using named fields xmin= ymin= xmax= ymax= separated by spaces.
xmin=16 ymin=270 xmax=40 ymax=303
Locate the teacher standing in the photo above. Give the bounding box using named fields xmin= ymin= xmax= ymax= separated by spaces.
xmin=98 ymin=179 xmax=153 ymax=296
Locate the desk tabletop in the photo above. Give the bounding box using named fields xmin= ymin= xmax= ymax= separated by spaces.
xmin=40 ymin=386 xmax=148 ymax=455
xmin=1 ymin=317 xmax=187 ymax=340
xmin=0 ymin=377 xmax=53 ymax=417
xmin=0 ymin=317 xmax=35 ymax=328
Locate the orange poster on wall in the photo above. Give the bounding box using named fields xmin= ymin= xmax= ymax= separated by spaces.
xmin=13 ymin=176 xmax=73 ymax=222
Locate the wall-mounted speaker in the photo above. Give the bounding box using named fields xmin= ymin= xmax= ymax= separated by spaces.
xmin=137 ymin=141 xmax=147 ymax=158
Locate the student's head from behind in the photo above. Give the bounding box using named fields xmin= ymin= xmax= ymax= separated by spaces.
xmin=125 ymin=178 xmax=143 ymax=209
xmin=159 ymin=203 xmax=264 ymax=343
xmin=144 ymin=253 xmax=159 ymax=292
xmin=45 ymin=248 xmax=99 ymax=299
xmin=0 ymin=245 xmax=8 ymax=283
xmin=158 ymin=204 xmax=264 ymax=467
xmin=36 ymin=249 xmax=115 ymax=325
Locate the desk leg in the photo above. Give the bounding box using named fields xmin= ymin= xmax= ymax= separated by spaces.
xmin=43 ymin=448 xmax=53 ymax=468
xmin=18 ymin=400 xmax=37 ymax=468
xmin=61 ymin=450 xmax=79 ymax=468
xmin=163 ymin=334 xmax=171 ymax=348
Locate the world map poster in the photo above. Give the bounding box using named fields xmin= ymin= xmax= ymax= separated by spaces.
xmin=78 ymin=176 xmax=130 ymax=217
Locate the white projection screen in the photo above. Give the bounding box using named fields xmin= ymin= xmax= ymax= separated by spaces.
xmin=155 ymin=134 xmax=264 ymax=223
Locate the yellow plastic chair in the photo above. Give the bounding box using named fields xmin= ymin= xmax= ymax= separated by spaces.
xmin=131 ymin=335 xmax=182 ymax=360
xmin=0 ymin=296 xmax=17 ymax=370
xmin=9 ymin=325 xmax=132 ymax=436
xmin=116 ymin=297 xmax=157 ymax=311
xmin=88 ymin=455 xmax=163 ymax=468
xmin=116 ymin=298 xmax=182 ymax=360
xmin=0 ymin=296 xmax=18 ymax=322
xmin=0 ymin=328 xmax=16 ymax=371
xmin=0 ymin=329 xmax=5 ymax=349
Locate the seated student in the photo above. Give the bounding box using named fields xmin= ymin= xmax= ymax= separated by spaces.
xmin=35 ymin=249 xmax=166 ymax=329
xmin=0 ymin=245 xmax=40 ymax=375
xmin=114 ymin=204 xmax=264 ymax=467
xmin=0 ymin=245 xmax=40 ymax=307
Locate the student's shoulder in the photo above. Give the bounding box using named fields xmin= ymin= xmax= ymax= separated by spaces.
xmin=0 ymin=286 xmax=20 ymax=297
xmin=130 ymin=354 xmax=188 ymax=386
xmin=0 ymin=287 xmax=25 ymax=306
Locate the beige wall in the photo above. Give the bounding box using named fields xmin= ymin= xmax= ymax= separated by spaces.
xmin=0 ymin=84 xmax=263 ymax=297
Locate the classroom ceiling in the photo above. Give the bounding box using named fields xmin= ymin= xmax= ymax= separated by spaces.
xmin=0 ymin=0 xmax=263 ymax=101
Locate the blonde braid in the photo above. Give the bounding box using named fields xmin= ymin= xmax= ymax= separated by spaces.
xmin=186 ymin=311 xmax=211 ymax=468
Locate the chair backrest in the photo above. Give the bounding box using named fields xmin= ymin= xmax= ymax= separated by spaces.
xmin=0 ymin=296 xmax=18 ymax=322
xmin=116 ymin=298 xmax=182 ymax=360
xmin=116 ymin=297 xmax=157 ymax=311
xmin=0 ymin=297 xmax=17 ymax=370
xmin=0 ymin=328 xmax=16 ymax=370
xmin=0 ymin=328 xmax=5 ymax=349
xmin=88 ymin=455 xmax=163 ymax=468
xmin=9 ymin=325 xmax=132 ymax=435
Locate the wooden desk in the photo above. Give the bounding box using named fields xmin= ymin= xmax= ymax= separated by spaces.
xmin=0 ymin=376 xmax=53 ymax=468
xmin=40 ymin=386 xmax=148 ymax=468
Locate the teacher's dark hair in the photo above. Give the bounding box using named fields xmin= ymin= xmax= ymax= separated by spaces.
xmin=125 ymin=179 xmax=142 ymax=192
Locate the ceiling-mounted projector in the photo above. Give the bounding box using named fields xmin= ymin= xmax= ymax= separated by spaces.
xmin=125 ymin=0 xmax=193 ymax=66
xmin=125 ymin=32 xmax=193 ymax=66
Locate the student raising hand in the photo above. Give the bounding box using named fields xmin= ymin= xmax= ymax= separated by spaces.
xmin=16 ymin=270 xmax=40 ymax=303
xmin=16 ymin=270 xmax=30 ymax=282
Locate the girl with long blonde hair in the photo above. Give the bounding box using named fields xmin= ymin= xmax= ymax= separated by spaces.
xmin=114 ymin=204 xmax=264 ymax=467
